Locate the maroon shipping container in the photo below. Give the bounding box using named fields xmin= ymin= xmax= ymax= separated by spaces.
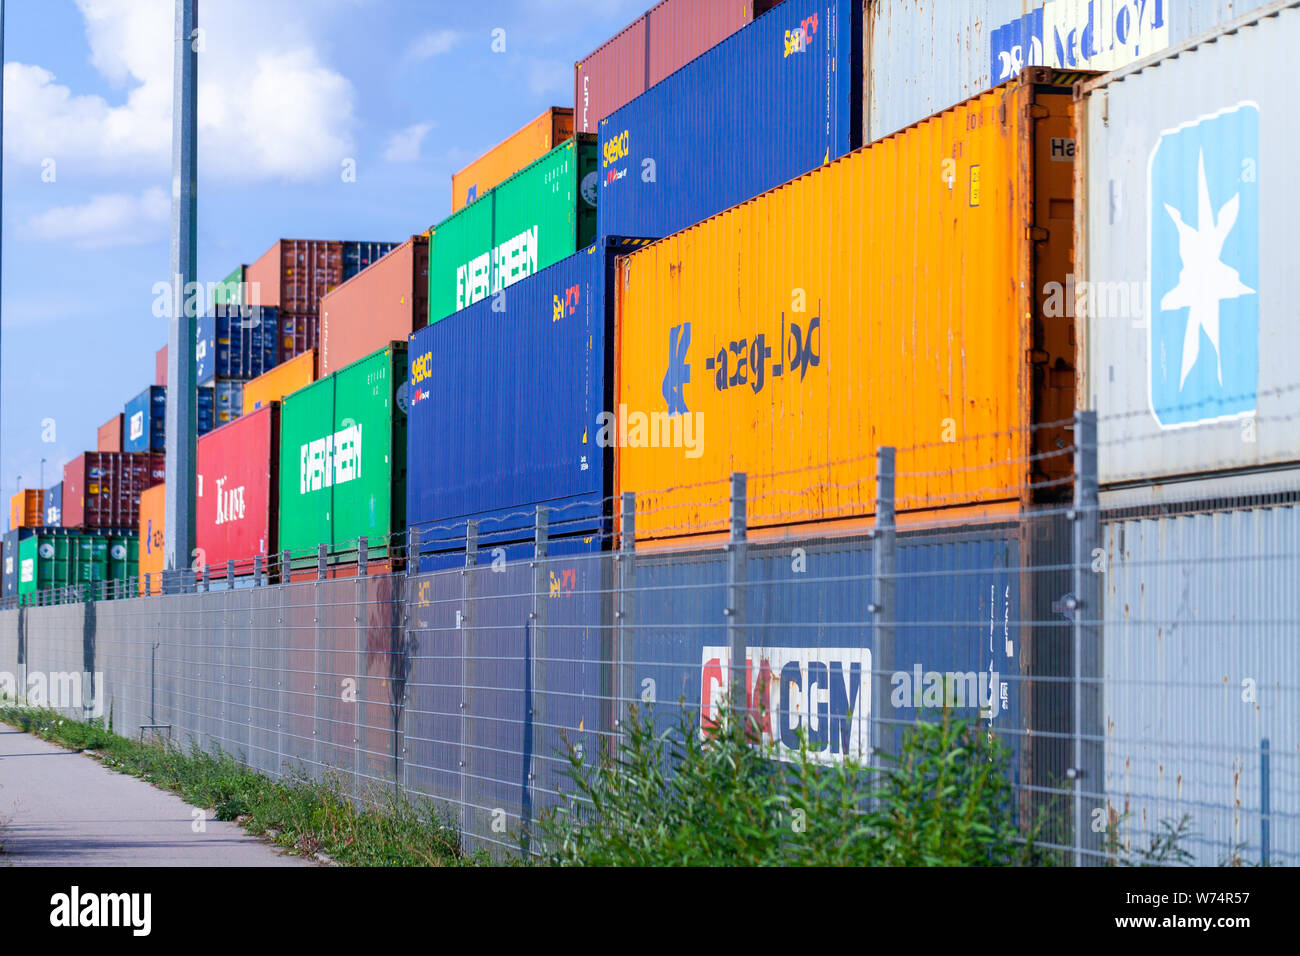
xmin=246 ymin=239 xmax=345 ymax=313
xmin=574 ymin=0 xmax=781 ymax=134
xmin=155 ymin=345 xmax=168 ymax=386
xmin=320 ymin=236 xmax=428 ymax=376
xmin=62 ymin=452 xmax=164 ymax=529
xmin=96 ymin=415 xmax=124 ymax=453
xmin=196 ymin=403 xmax=278 ymax=576
xmin=278 ymin=311 xmax=319 ymax=365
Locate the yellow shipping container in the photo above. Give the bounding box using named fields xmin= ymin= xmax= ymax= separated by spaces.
xmin=242 ymin=348 xmax=317 ymax=414
xmin=450 ymin=107 xmax=574 ymax=213
xmin=9 ymin=489 xmax=42 ymax=530
xmin=138 ymin=483 xmax=165 ymax=595
xmin=615 ymin=68 xmax=1080 ymax=542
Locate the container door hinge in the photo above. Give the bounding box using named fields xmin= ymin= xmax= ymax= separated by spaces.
xmin=1029 ymin=104 xmax=1050 ymax=120
xmin=1027 ymin=226 xmax=1050 ymax=242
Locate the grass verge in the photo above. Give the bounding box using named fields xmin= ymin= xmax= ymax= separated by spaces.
xmin=0 ymin=702 xmax=481 ymax=866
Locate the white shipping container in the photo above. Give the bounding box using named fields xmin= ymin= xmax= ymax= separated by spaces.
xmin=1079 ymin=0 xmax=1300 ymax=486
xmin=865 ymin=0 xmax=1273 ymax=142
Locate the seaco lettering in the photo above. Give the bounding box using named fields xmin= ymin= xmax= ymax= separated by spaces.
xmin=700 ymin=646 xmax=871 ymax=763
xmin=455 ymin=226 xmax=539 ymax=310
xmin=299 ymin=423 xmax=362 ymax=495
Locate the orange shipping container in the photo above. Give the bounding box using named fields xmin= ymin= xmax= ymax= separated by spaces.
xmin=97 ymin=414 xmax=124 ymax=452
xmin=242 ymin=349 xmax=317 ymax=413
xmin=138 ymin=483 xmax=165 ymax=595
xmin=319 ymin=237 xmax=428 ymax=376
xmin=450 ymin=107 xmax=574 ymax=213
xmin=9 ymin=490 xmax=42 ymax=530
xmin=615 ymin=68 xmax=1080 ymax=543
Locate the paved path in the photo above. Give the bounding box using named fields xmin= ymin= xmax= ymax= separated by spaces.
xmin=0 ymin=726 xmax=313 ymax=866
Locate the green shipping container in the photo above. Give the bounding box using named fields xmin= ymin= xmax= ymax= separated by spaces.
xmin=427 ymin=134 xmax=597 ymax=324
xmin=212 ymin=264 xmax=247 ymax=307
xmin=17 ymin=531 xmax=138 ymax=605
xmin=278 ymin=342 xmax=407 ymax=569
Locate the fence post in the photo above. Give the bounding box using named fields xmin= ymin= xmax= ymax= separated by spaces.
xmin=202 ymin=563 xmax=211 ymax=594
xmin=523 ymin=505 xmax=549 ymax=850
xmin=871 ymin=447 xmax=896 ymax=765
xmin=726 ymin=473 xmax=747 ymax=727
xmin=281 ymin=550 xmax=291 ymax=586
xmin=145 ymin=572 xmax=151 ymax=597
xmin=616 ymin=492 xmax=635 ymax=736
xmin=1262 ymin=738 xmax=1271 ymax=866
xmin=253 ymin=554 xmax=263 ymax=588
xmin=1071 ymin=409 xmax=1103 ymax=866
xmin=226 ymin=559 xmax=235 ymax=589
xmin=358 ymin=536 xmax=369 ymax=577
xmin=317 ymin=542 xmax=327 ymax=582
xmin=400 ymin=526 xmax=421 ymax=795
xmin=460 ymin=519 xmax=477 ymax=839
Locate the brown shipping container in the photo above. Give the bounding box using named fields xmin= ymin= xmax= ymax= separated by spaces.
xmin=138 ymin=483 xmax=165 ymax=595
xmin=155 ymin=345 xmax=168 ymax=386
xmin=451 ymin=109 xmax=574 ymax=213
xmin=320 ymin=237 xmax=428 ymax=376
xmin=97 ymin=414 xmax=124 ymax=453
xmin=615 ymin=68 xmax=1081 ymax=542
xmin=245 ymin=239 xmax=344 ymax=314
xmin=574 ymin=0 xmax=780 ymax=134
xmin=243 ymin=348 xmax=317 ymax=413
xmin=9 ymin=490 xmax=42 ymax=530
xmin=278 ymin=311 xmax=320 ymax=364
xmin=63 ymin=452 xmax=165 ymax=530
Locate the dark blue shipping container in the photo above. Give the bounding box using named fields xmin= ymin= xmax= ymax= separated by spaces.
xmin=212 ymin=380 xmax=243 ymax=427
xmin=406 ymin=236 xmax=652 ymax=556
xmin=124 ymin=385 xmax=167 ymax=453
xmin=342 ymin=240 xmax=401 ymax=281
xmin=596 ymin=0 xmax=860 ymax=240
xmin=2 ymin=528 xmax=25 ymax=596
xmin=197 ymin=386 xmax=215 ymax=435
xmin=196 ymin=305 xmax=279 ymax=386
xmin=43 ymin=483 xmax=62 ymax=527
xmin=405 ymin=537 xmax=609 ymax=848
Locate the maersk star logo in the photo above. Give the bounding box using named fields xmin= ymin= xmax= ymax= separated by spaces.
xmin=1148 ymin=103 xmax=1259 ymax=428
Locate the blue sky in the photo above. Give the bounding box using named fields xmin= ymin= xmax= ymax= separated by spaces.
xmin=0 ymin=0 xmax=650 ymax=523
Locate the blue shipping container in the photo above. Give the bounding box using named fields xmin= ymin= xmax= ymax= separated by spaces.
xmin=197 ymin=386 xmax=216 ymax=435
xmin=343 ymin=240 xmax=401 ymax=281
xmin=43 ymin=483 xmax=62 ymax=527
xmin=124 ymin=385 xmax=167 ymax=453
xmin=596 ymin=0 xmax=860 ymax=240
xmin=406 ymin=237 xmax=653 ymax=553
xmin=212 ymin=380 xmax=244 ymax=426
xmin=196 ymin=305 xmax=279 ymax=386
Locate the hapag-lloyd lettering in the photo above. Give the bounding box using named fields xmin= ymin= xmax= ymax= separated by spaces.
xmin=455 ymin=226 xmax=539 ymax=309
xmin=299 ymin=423 xmax=363 ymax=494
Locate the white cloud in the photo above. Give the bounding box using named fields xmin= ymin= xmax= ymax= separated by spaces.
xmin=408 ymin=29 xmax=461 ymax=59
xmin=384 ymin=122 xmax=436 ymax=164
xmin=26 ymin=187 xmax=170 ymax=249
xmin=3 ymin=0 xmax=358 ymax=183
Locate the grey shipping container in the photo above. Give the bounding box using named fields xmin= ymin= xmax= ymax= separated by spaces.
xmin=865 ymin=0 xmax=1273 ymax=142
xmin=1101 ymin=499 xmax=1299 ymax=866
xmin=1079 ymin=0 xmax=1300 ymax=486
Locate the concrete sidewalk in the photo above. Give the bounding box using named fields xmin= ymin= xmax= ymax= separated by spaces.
xmin=0 ymin=726 xmax=313 ymax=866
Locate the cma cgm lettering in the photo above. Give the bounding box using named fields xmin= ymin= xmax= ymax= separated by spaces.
xmin=700 ymin=646 xmax=871 ymax=763
xmin=428 ymin=137 xmax=596 ymax=325
xmin=597 ymin=0 xmax=859 ymax=239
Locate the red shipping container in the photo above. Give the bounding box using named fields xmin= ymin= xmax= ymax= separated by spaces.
xmin=246 ymin=239 xmax=345 ymax=313
xmin=320 ymin=236 xmax=428 ymax=376
xmin=196 ymin=404 xmax=278 ymax=575
xmin=62 ymin=452 xmax=164 ymax=530
xmin=574 ymin=0 xmax=781 ymax=134
xmin=155 ymin=344 xmax=168 ymax=386
xmin=97 ymin=414 xmax=124 ymax=453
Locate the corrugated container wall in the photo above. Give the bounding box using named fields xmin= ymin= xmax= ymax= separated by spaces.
xmin=43 ymin=483 xmax=62 ymax=527
xmin=321 ymin=237 xmax=428 ymax=376
xmin=196 ymin=306 xmax=279 ymax=386
xmin=866 ymin=0 xmax=1274 ymax=143
xmin=1102 ymin=501 xmax=1300 ymax=864
xmin=1078 ymin=1 xmax=1299 ymax=486
xmin=62 ymin=452 xmax=164 ymax=530
xmin=197 ymin=404 xmax=278 ymax=575
xmin=155 ymin=345 xmax=167 ymax=386
xmin=1 ymin=529 xmax=23 ymax=596
xmin=574 ymin=0 xmax=781 ymax=134
xmin=124 ymin=385 xmax=166 ymax=453
xmin=408 ymin=237 xmax=653 ymax=556
xmin=97 ymin=414 xmax=123 ymax=453
xmin=9 ymin=490 xmax=42 ymax=530
xmin=138 ymin=484 xmax=165 ymax=595
xmin=452 ymin=108 xmax=574 ymax=213
xmin=428 ymin=138 xmax=597 ymax=324
xmin=597 ymin=0 xmax=859 ymax=239
xmin=616 ymin=69 xmax=1080 ymax=542
xmin=242 ymin=349 xmax=316 ymax=413
xmin=212 ymin=265 xmax=246 ymax=307
xmin=278 ymin=344 xmax=407 ymax=568
xmin=342 ymin=241 xmax=400 ymax=282
xmin=213 ymin=381 xmax=244 ymax=427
